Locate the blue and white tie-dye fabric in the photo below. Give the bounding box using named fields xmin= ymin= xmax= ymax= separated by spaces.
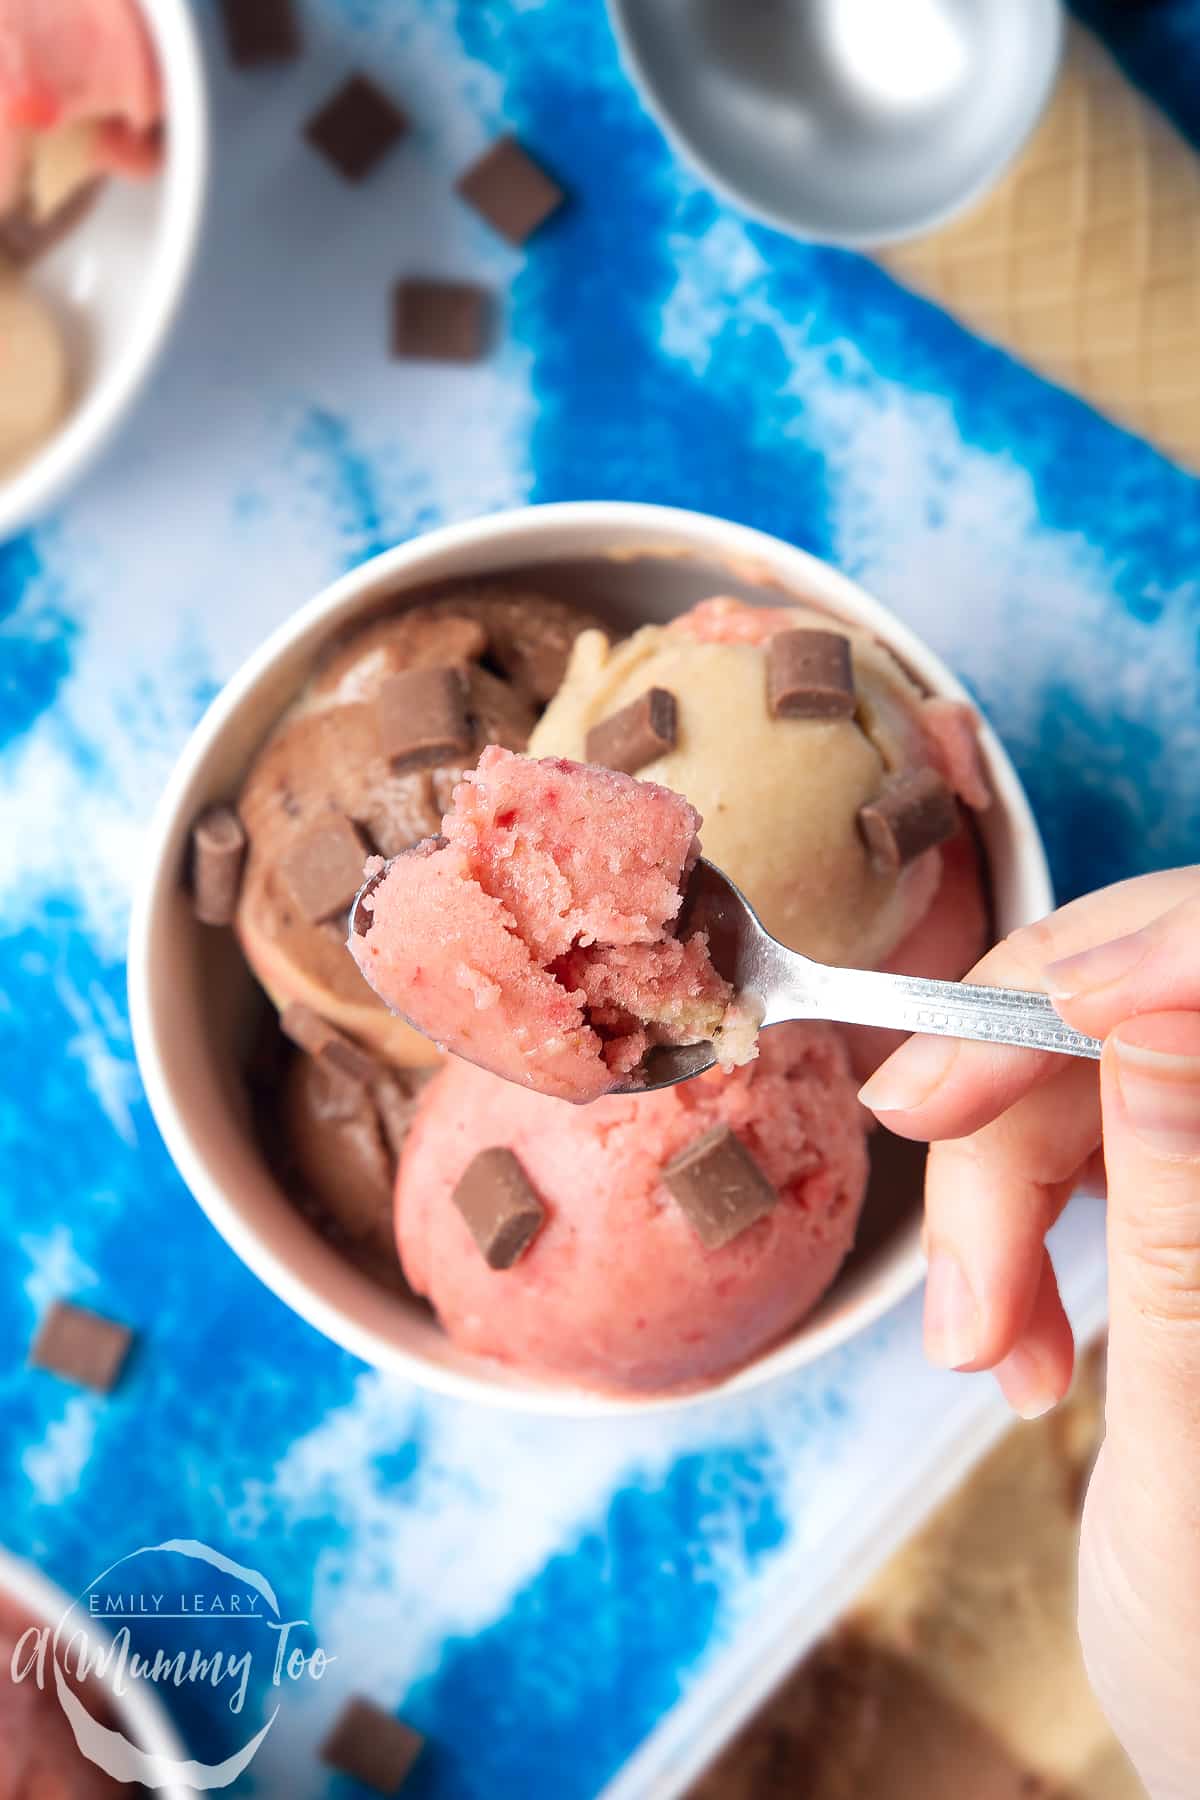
xmin=0 ymin=1 xmax=1197 ymax=1793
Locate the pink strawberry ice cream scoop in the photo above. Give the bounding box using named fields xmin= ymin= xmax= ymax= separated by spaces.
xmin=349 ymin=745 xmax=756 ymax=1103
xmin=0 ymin=0 xmax=162 ymax=215
xmin=395 ymin=1021 xmax=869 ymax=1395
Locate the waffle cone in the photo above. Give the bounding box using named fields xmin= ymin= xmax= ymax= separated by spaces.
xmin=880 ymin=26 xmax=1200 ymax=472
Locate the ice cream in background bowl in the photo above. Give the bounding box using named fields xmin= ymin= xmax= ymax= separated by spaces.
xmin=0 ymin=0 xmax=207 ymax=537
xmin=0 ymin=1544 xmax=190 ymax=1798
xmin=129 ymin=502 xmax=1054 ymax=1415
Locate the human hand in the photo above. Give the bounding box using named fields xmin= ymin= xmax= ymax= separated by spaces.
xmin=859 ymin=867 xmax=1200 ymax=1798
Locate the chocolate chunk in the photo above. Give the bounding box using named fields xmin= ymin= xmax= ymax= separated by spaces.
xmin=456 ymin=135 xmax=565 ymax=245
xmin=392 ymin=279 xmax=491 ymax=363
xmin=858 ymin=769 xmax=959 ymax=871
xmin=305 ymin=75 xmax=408 ymax=182
xmin=280 ymin=1003 xmax=377 ymax=1085
xmin=766 ymin=629 xmax=856 ymax=720
xmin=378 ymin=666 xmax=473 ymax=770
xmin=284 ymin=1056 xmax=397 ymax=1254
xmin=0 ymin=179 xmax=103 ymax=265
xmin=279 ymin=814 xmax=367 ymax=922
xmin=372 ymin=1071 xmax=423 ymax=1162
xmin=30 ymin=1301 xmax=133 ymax=1392
xmin=219 ymin=0 xmax=300 ymax=65
xmin=320 ymin=1697 xmax=423 ymax=1793
xmin=190 ymin=804 xmax=247 ymax=926
xmin=451 ymin=1148 xmax=546 ymax=1269
xmin=663 ymin=1125 xmax=777 ymax=1250
xmin=487 ymin=621 xmax=579 ymax=706
xmin=585 ymin=688 xmax=678 ymax=774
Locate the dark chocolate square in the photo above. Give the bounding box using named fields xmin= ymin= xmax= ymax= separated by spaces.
xmin=279 ymin=815 xmax=367 ymax=923
xmin=377 ymin=666 xmax=473 ymax=770
xmin=320 ymin=1696 xmax=423 ymax=1793
xmin=219 ymin=0 xmax=301 ymax=66
xmin=392 ymin=280 xmax=491 ymax=363
xmin=585 ymin=688 xmax=678 ymax=774
xmin=858 ymin=770 xmax=958 ymax=872
xmin=766 ymin=629 xmax=856 ymax=720
xmin=663 ymin=1126 xmax=777 ymax=1250
xmin=451 ymin=1148 xmax=545 ymax=1269
xmin=31 ymin=1301 xmax=133 ymax=1392
xmin=456 ymin=135 xmax=564 ymax=245
xmin=305 ymin=75 xmax=409 ymax=182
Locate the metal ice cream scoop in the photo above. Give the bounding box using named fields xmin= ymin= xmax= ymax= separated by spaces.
xmin=607 ymin=0 xmax=1063 ymax=247
xmin=620 ymin=858 xmax=1100 ymax=1095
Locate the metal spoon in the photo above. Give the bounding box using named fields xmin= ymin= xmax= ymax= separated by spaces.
xmin=620 ymin=858 xmax=1101 ymax=1095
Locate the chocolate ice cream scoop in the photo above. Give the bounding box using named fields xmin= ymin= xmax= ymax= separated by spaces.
xmin=235 ymin=589 xmax=604 ymax=1068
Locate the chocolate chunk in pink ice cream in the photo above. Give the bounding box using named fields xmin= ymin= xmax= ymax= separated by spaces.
xmin=349 ymin=745 xmax=757 ymax=1103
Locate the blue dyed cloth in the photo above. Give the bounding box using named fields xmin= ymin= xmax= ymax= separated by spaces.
xmin=0 ymin=1 xmax=1196 ymax=1793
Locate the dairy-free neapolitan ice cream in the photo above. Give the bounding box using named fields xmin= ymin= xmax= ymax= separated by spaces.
xmin=350 ymin=746 xmax=755 ymax=1103
xmin=199 ymin=579 xmax=992 ymax=1393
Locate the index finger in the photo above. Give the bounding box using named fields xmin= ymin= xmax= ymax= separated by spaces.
xmin=858 ymin=866 xmax=1200 ymax=1141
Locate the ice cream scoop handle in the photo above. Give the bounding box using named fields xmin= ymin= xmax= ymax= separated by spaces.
xmin=794 ymin=964 xmax=1103 ymax=1060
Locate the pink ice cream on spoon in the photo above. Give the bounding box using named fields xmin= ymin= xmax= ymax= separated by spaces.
xmin=349 ymin=745 xmax=758 ymax=1104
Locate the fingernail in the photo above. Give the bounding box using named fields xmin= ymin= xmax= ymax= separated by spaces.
xmin=1112 ymin=1013 xmax=1200 ymax=1155
xmin=924 ymin=1247 xmax=980 ymax=1369
xmin=858 ymin=1036 xmax=957 ymax=1115
xmin=994 ymin=1343 xmax=1058 ymax=1420
xmin=1043 ymin=927 xmax=1150 ymax=1000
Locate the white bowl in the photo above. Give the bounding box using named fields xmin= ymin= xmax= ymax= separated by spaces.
xmin=0 ymin=0 xmax=208 ymax=541
xmin=0 ymin=1544 xmax=190 ymax=1795
xmin=129 ymin=502 xmax=1053 ymax=1416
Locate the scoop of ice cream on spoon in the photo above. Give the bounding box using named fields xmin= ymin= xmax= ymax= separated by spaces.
xmin=350 ymin=745 xmax=1101 ymax=1101
xmin=349 ymin=745 xmax=758 ymax=1105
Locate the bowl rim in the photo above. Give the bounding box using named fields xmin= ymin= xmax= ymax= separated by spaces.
xmin=0 ymin=1542 xmax=191 ymax=1794
xmin=128 ymin=500 xmax=1053 ymax=1416
xmin=605 ymin=0 xmax=1065 ymax=250
xmin=0 ymin=0 xmax=210 ymax=541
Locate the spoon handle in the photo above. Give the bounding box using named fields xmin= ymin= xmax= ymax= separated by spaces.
xmin=799 ymin=965 xmax=1103 ymax=1060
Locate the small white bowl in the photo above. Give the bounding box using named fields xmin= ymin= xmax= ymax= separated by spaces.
xmin=129 ymin=503 xmax=1052 ymax=1416
xmin=0 ymin=0 xmax=208 ymax=541
xmin=0 ymin=1544 xmax=190 ymax=1794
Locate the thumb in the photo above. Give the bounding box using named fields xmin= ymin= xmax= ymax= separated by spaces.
xmin=1078 ymin=1012 xmax=1200 ymax=1795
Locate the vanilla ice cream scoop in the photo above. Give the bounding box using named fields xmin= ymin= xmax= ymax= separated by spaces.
xmin=530 ymin=596 xmax=990 ymax=970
